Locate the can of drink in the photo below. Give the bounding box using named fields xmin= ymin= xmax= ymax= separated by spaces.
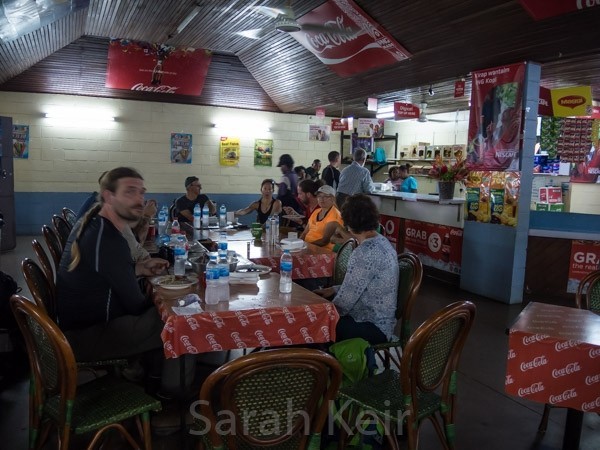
xmin=147 ymin=224 xmax=156 ymax=240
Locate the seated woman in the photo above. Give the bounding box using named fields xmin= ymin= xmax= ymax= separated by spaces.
xmin=386 ymin=166 xmax=403 ymax=190
xmin=234 ymin=179 xmax=282 ymax=225
xmin=300 ymin=185 xmax=343 ymax=250
xmin=397 ymin=164 xmax=418 ymax=193
xmin=315 ymin=194 xmax=399 ymax=344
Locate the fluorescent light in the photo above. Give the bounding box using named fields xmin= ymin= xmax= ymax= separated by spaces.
xmin=176 ymin=6 xmax=201 ymax=34
xmin=213 ymin=122 xmax=270 ymax=134
xmin=376 ymin=105 xmax=394 ymax=114
xmin=45 ymin=110 xmax=114 ymax=121
xmin=376 ymin=112 xmax=394 ymax=119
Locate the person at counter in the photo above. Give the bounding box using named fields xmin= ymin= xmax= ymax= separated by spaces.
xmin=336 ymin=148 xmax=375 ymax=207
xmin=322 ymin=151 xmax=341 ymax=190
xmin=397 ymin=164 xmax=418 ymax=193
xmin=176 ymin=176 xmax=216 ymax=224
xmin=315 ymin=194 xmax=398 ymax=344
xmin=234 ymin=179 xmax=282 ymax=225
xmin=300 ymin=185 xmax=343 ymax=250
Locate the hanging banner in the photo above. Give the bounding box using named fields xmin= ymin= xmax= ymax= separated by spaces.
xmin=106 ymin=39 xmax=212 ymax=96
xmin=254 ymin=139 xmax=273 ymax=167
xmin=454 ymin=80 xmax=465 ymax=98
xmin=292 ymin=0 xmax=411 ymax=77
xmin=550 ymin=86 xmax=593 ymax=118
xmin=331 ymin=118 xmax=353 ymax=131
xmin=219 ymin=137 xmax=240 ymax=166
xmin=170 ymin=133 xmax=192 ymax=164
xmin=567 ymin=240 xmax=600 ymax=293
xmin=538 ymin=86 xmax=553 ymax=116
xmin=315 ymin=107 xmax=326 ymax=118
xmin=394 ymin=102 xmax=420 ymax=120
xmin=357 ymin=118 xmax=384 ymax=138
xmin=467 ymin=62 xmax=526 ymax=171
xmin=12 ymin=124 xmax=29 ymax=159
xmin=519 ymin=0 xmax=600 ymax=20
xmin=403 ymin=220 xmax=463 ymax=274
xmin=367 ymin=97 xmax=378 ymax=111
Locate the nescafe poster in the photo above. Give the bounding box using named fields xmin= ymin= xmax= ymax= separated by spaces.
xmin=466 ymin=62 xmax=526 ymax=171
xmin=403 ymin=220 xmax=463 ymax=274
xmin=106 ymin=39 xmax=212 ymax=96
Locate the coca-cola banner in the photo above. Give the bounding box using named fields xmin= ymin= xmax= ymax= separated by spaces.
xmin=506 ymin=302 xmax=600 ymax=413
xmin=519 ymin=0 xmax=600 ymax=20
xmin=403 ymin=219 xmax=463 ymax=274
xmin=106 ymin=39 xmax=212 ymax=96
xmin=566 ymin=240 xmax=600 ymax=293
xmin=467 ymin=62 xmax=526 ymax=171
xmin=293 ymin=0 xmax=411 ymax=77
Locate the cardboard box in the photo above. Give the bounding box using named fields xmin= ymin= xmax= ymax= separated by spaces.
xmin=539 ymin=187 xmax=563 ymax=204
xmin=535 ymin=202 xmax=565 ymax=212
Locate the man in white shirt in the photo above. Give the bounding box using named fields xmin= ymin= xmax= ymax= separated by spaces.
xmin=336 ymin=149 xmax=375 ymax=207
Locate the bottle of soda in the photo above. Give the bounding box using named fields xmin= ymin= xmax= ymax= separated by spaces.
xmin=279 ymin=249 xmax=293 ymax=293
xmin=193 ymin=203 xmax=201 ymax=229
xmin=205 ymin=255 xmax=220 ymax=305
xmin=201 ymin=204 xmax=210 ymax=228
xmin=219 ymin=204 xmax=227 ymax=228
xmin=217 ymin=249 xmax=230 ymax=302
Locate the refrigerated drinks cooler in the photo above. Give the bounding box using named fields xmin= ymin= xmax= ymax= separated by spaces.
xmin=0 ymin=116 xmax=16 ymax=252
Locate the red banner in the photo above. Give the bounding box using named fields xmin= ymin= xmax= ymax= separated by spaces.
xmin=106 ymin=39 xmax=212 ymax=96
xmin=538 ymin=86 xmax=553 ymax=116
xmin=519 ymin=0 xmax=600 ymax=20
xmin=380 ymin=214 xmax=401 ymax=252
xmin=293 ymin=0 xmax=411 ymax=77
xmin=567 ymin=240 xmax=600 ymax=293
xmin=403 ymin=220 xmax=463 ymax=274
xmin=331 ymin=118 xmax=351 ymax=131
xmin=394 ymin=102 xmax=419 ymax=120
xmin=454 ymin=80 xmax=465 ymax=98
xmin=466 ymin=62 xmax=526 ymax=171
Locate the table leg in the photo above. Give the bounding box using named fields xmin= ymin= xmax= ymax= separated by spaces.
xmin=562 ymin=408 xmax=583 ymax=450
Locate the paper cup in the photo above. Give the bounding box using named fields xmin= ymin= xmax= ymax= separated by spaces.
xmin=227 ymin=211 xmax=235 ymax=223
xmin=288 ymin=232 xmax=298 ymax=240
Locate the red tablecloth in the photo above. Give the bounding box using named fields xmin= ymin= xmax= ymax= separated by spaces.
xmin=505 ymin=302 xmax=600 ymax=413
xmin=251 ymin=253 xmax=335 ymax=279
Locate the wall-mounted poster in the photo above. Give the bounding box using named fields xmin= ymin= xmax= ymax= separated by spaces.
xmin=171 ymin=133 xmax=192 ymax=164
xmin=220 ymin=137 xmax=240 ymax=166
xmin=351 ymin=133 xmax=373 ymax=154
xmin=254 ymin=139 xmax=273 ymax=167
xmin=309 ymin=125 xmax=331 ymax=141
xmin=357 ymin=118 xmax=384 ymax=138
xmin=12 ymin=124 xmax=29 ymax=159
xmin=567 ymin=240 xmax=600 ymax=293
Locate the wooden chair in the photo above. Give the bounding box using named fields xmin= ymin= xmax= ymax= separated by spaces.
xmin=21 ymin=258 xmax=57 ymax=322
xmin=337 ymin=301 xmax=476 ymax=450
xmin=332 ymin=238 xmax=357 ymax=286
xmin=31 ymin=238 xmax=55 ymax=287
xmin=9 ymin=294 xmax=161 ymax=450
xmin=372 ymin=252 xmax=423 ymax=370
xmin=52 ymin=214 xmax=71 ymax=249
xmin=197 ymin=348 xmax=342 ymax=450
xmin=61 ymin=207 xmax=77 ymax=228
xmin=42 ymin=224 xmax=63 ymax=270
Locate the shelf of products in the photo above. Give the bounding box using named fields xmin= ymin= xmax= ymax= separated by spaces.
xmin=340 ymin=130 xmax=398 ymax=175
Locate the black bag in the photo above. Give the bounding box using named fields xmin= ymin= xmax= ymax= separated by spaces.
xmin=0 ymin=271 xmax=21 ymax=329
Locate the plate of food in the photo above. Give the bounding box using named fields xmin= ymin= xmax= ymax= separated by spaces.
xmin=282 ymin=214 xmax=304 ymax=220
xmin=235 ymin=265 xmax=272 ymax=275
xmin=151 ymin=274 xmax=199 ymax=290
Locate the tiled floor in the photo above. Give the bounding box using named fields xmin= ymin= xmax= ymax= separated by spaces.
xmin=1 ymin=235 xmax=599 ymax=449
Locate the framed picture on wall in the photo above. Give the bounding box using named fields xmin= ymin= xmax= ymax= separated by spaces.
xmin=171 ymin=133 xmax=192 ymax=164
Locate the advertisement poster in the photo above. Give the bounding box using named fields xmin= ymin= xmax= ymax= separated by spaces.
xmin=292 ymin=0 xmax=411 ymax=77
xmin=106 ymin=39 xmax=212 ymax=96
xmin=309 ymin=125 xmax=331 ymax=141
xmin=357 ymin=118 xmax=384 ymax=138
xmin=219 ymin=137 xmax=240 ymax=166
xmin=567 ymin=240 xmax=600 ymax=293
xmin=351 ymin=133 xmax=373 ymax=154
xmin=569 ymin=119 xmax=600 ymax=183
xmin=467 ymin=62 xmax=526 ymax=171
xmin=170 ymin=133 xmax=192 ymax=164
xmin=12 ymin=124 xmax=29 ymax=159
xmin=254 ymin=139 xmax=273 ymax=167
xmin=331 ymin=118 xmax=353 ymax=131
xmin=403 ymin=219 xmax=463 ymax=274
xmin=550 ymin=86 xmax=593 ymax=118
xmin=380 ymin=214 xmax=401 ymax=252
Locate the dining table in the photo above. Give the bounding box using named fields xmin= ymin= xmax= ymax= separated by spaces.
xmin=505 ymin=302 xmax=600 ymax=450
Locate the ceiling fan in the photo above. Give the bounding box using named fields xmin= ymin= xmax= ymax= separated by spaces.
xmin=236 ymin=2 xmax=352 ymax=40
xmin=418 ymin=103 xmax=452 ymax=123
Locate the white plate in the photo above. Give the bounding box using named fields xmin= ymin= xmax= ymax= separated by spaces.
xmin=235 ymin=265 xmax=272 ymax=275
xmin=151 ymin=275 xmax=199 ymax=290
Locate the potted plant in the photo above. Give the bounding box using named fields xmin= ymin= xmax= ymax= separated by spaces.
xmin=428 ymin=155 xmax=470 ymax=200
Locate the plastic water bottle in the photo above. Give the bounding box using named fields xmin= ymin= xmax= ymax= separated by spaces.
xmin=273 ymin=215 xmax=279 ymax=244
xmin=173 ymin=238 xmax=186 ymax=276
xmin=265 ymin=217 xmax=271 ymax=244
xmin=217 ymin=249 xmax=230 ymax=302
xmin=201 ymin=204 xmax=209 ymax=228
xmin=158 ymin=206 xmax=168 ymax=236
xmin=193 ymin=203 xmax=201 ymax=229
xmin=219 ymin=204 xmax=227 ymax=228
xmin=205 ymin=255 xmax=220 ymax=305
xmin=218 ymin=232 xmax=227 ymax=252
xmin=279 ymin=249 xmax=293 ymax=293
xmin=171 ymin=219 xmax=180 ymax=235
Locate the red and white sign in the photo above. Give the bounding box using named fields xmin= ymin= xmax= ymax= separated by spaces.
xmin=331 ymin=118 xmax=352 ymax=131
xmin=367 ymin=97 xmax=378 ymax=111
xmin=403 ymin=220 xmax=463 ymax=274
xmin=454 ymin=80 xmax=466 ymax=98
xmin=538 ymin=187 xmax=562 ymax=203
xmin=567 ymin=240 xmax=600 ymax=293
xmin=293 ymin=0 xmax=411 ymax=77
xmin=394 ymin=102 xmax=420 ymax=120
xmin=380 ymin=214 xmax=401 ymax=252
xmin=538 ymin=86 xmax=553 ymax=116
xmin=315 ymin=107 xmax=326 ymax=118
xmin=519 ymin=0 xmax=600 ymax=20
xmin=106 ymin=39 xmax=212 ymax=96
xmin=467 ymin=62 xmax=526 ymax=171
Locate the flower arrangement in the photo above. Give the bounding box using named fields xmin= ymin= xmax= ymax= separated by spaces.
xmin=428 ymin=155 xmax=470 ymax=182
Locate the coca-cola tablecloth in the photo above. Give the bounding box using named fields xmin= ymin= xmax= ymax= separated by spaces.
xmin=505 ymin=302 xmax=600 ymax=413
xmin=251 ymin=253 xmax=335 ymax=280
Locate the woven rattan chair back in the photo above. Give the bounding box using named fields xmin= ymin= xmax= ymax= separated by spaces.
xmin=396 ymin=252 xmax=423 ymax=347
xmin=52 ymin=214 xmax=71 ymax=250
xmin=332 ymin=238 xmax=357 ymax=286
xmin=401 ymin=301 xmax=476 ymax=449
xmin=575 ymin=269 xmax=600 ymax=312
xmin=198 ymin=348 xmax=342 ymax=450
xmin=32 ymin=238 xmax=55 ymax=286
xmin=21 ymin=258 xmax=57 ymax=322
xmin=62 ymin=207 xmax=77 ymax=228
xmin=42 ymin=224 xmax=63 ymax=270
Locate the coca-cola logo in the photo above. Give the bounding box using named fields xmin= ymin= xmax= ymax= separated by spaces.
xmin=163 ymin=341 xmax=177 ymax=358
xmin=230 ymin=332 xmax=247 ymax=349
xmin=589 ymin=348 xmax=600 ymax=358
xmin=321 ymin=325 xmax=331 ymax=341
xmin=555 ymin=340 xmax=581 ymax=351
xmin=235 ymin=311 xmax=250 ymax=327
xmin=303 ymin=16 xmax=359 ymax=55
xmin=131 ymin=83 xmax=179 ymax=94
xmin=300 ymin=327 xmax=314 ymax=344
xmin=277 ymin=328 xmax=293 ymax=345
xmin=282 ymin=307 xmax=296 ymax=324
xmin=518 ymin=381 xmax=544 ymax=396
xmin=209 ymin=312 xmax=225 ymax=329
xmin=507 ymin=349 xmax=516 ymax=359
xmin=259 ymin=308 xmax=273 ymax=325
xmin=552 ymin=362 xmax=581 ymax=378
xmin=163 ymin=321 xmax=175 ymax=333
xmin=581 ymin=397 xmax=600 ymax=412
xmin=585 ymin=374 xmax=600 ymax=386
xmin=180 ymin=335 xmax=198 ymax=353
xmin=522 ymin=334 xmax=549 ymax=345
xmin=520 ymin=355 xmax=548 ymax=372
xmin=185 ymin=316 xmax=200 ymax=331
xmin=304 ymin=306 xmax=318 ymax=323
xmin=205 ymin=333 xmax=222 ymax=351
xmin=505 ymin=374 xmax=514 ymax=385
xmin=549 ymin=388 xmax=577 ymax=404
xmin=254 ymin=330 xmax=271 ymax=347
xmin=558 ymin=95 xmax=586 ymax=109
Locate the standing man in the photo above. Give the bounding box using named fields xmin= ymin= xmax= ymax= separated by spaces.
xmin=276 ymin=154 xmax=300 ymax=211
xmin=336 ymin=148 xmax=375 ymax=207
xmin=305 ymin=159 xmax=321 ymax=181
xmin=322 ymin=151 xmax=341 ymax=190
xmin=176 ymin=176 xmax=216 ymax=224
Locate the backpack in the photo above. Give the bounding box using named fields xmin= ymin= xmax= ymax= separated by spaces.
xmin=0 ymin=272 xmax=21 ymax=329
xmin=373 ymin=147 xmax=387 ymax=165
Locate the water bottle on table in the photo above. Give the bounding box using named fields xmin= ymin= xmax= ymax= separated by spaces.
xmin=217 ymin=249 xmax=230 ymax=302
xmin=219 ymin=204 xmax=227 ymax=228
xmin=193 ymin=203 xmax=201 ymax=229
xmin=171 ymin=219 xmax=180 ymax=235
xmin=265 ymin=217 xmax=272 ymax=244
xmin=279 ymin=249 xmax=293 ymax=293
xmin=201 ymin=204 xmax=210 ymax=228
xmin=173 ymin=238 xmax=186 ymax=277
xmin=205 ymin=255 xmax=220 ymax=305
xmin=158 ymin=206 xmax=168 ymax=236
